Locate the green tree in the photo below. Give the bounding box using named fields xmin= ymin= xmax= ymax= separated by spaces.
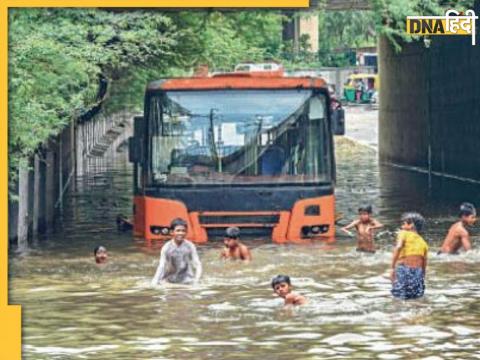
xmin=8 ymin=8 xmax=180 ymax=182
xmin=370 ymin=0 xmax=475 ymax=50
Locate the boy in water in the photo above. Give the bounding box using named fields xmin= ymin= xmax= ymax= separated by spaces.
xmin=271 ymin=275 xmax=306 ymax=306
xmin=220 ymin=227 xmax=252 ymax=261
xmin=439 ymin=202 xmax=476 ymax=254
xmin=341 ymin=205 xmax=384 ymax=252
xmin=151 ymin=218 xmax=202 ymax=286
xmin=94 ymin=246 xmax=108 ymax=264
xmin=391 ymin=212 xmax=428 ymax=300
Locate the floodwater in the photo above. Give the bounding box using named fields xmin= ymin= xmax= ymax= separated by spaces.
xmin=9 ymin=130 xmax=480 ymax=359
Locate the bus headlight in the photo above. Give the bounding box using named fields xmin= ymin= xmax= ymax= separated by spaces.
xmin=161 ymin=227 xmax=170 ymax=235
xmin=150 ymin=226 xmax=170 ymax=236
xmin=301 ymin=225 xmax=329 ymax=237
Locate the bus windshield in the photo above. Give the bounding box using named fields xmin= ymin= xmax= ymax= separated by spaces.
xmin=147 ymin=89 xmax=332 ymax=185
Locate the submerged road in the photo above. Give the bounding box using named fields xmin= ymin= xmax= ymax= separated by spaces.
xmin=9 ymin=110 xmax=480 ymax=359
xmin=344 ymin=105 xmax=378 ymax=149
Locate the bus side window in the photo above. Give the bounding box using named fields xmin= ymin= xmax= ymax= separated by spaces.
xmin=309 ymin=96 xmax=325 ymax=121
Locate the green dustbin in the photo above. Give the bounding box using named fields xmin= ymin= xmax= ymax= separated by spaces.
xmin=344 ymin=88 xmax=355 ymax=102
xmin=361 ymin=92 xmax=371 ymax=103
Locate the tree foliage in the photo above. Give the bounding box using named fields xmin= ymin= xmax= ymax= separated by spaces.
xmin=370 ymin=0 xmax=475 ymax=50
xmin=102 ymin=10 xmax=285 ymax=114
xmin=8 ymin=8 xmax=180 ymax=179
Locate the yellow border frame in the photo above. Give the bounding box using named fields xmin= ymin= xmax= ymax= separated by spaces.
xmin=1 ymin=1 xmax=308 ymax=358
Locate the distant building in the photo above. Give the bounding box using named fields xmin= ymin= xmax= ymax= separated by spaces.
xmin=282 ymin=12 xmax=319 ymax=54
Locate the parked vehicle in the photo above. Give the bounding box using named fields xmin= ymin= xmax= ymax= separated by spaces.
xmin=343 ymin=73 xmax=379 ymax=104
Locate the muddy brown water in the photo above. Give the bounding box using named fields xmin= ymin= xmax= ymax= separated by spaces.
xmin=10 ymin=138 xmax=480 ymax=359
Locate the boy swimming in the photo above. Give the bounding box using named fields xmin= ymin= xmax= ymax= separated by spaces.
xmin=439 ymin=202 xmax=476 ymax=254
xmin=94 ymin=245 xmax=108 ymax=264
xmin=151 ymin=218 xmax=202 ymax=286
xmin=390 ymin=212 xmax=428 ymax=300
xmin=341 ymin=205 xmax=384 ymax=252
xmin=271 ymin=275 xmax=306 ymax=306
xmin=221 ymin=227 xmax=252 ymax=261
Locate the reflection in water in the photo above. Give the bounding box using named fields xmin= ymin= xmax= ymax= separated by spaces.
xmin=10 ymin=138 xmax=480 ymax=359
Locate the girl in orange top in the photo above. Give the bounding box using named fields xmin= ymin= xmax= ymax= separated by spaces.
xmin=391 ymin=212 xmax=428 ymax=300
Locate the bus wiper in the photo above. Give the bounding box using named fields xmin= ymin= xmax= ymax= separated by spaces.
xmin=208 ymin=108 xmax=222 ymax=172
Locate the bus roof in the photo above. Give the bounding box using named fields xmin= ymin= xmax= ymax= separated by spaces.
xmin=146 ymin=74 xmax=327 ymax=92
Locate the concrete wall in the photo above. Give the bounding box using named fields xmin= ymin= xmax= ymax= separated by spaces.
xmin=299 ymin=15 xmax=319 ymax=53
xmin=282 ymin=12 xmax=319 ymax=54
xmin=379 ymin=14 xmax=480 ymax=181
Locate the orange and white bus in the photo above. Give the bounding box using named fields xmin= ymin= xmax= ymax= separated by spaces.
xmin=128 ymin=63 xmax=345 ymax=243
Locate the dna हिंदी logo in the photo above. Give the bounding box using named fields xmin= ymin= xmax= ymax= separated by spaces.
xmin=406 ymin=9 xmax=478 ymax=45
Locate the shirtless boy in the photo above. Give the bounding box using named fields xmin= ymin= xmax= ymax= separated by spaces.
xmin=439 ymin=202 xmax=477 ymax=254
xmin=271 ymin=275 xmax=306 ymax=306
xmin=220 ymin=227 xmax=252 ymax=261
xmin=341 ymin=205 xmax=384 ymax=252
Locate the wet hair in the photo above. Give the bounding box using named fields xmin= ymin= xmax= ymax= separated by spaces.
xmin=225 ymin=226 xmax=240 ymax=239
xmin=170 ymin=218 xmax=188 ymax=231
xmin=271 ymin=275 xmax=291 ymax=289
xmin=401 ymin=212 xmax=426 ymax=233
xmin=459 ymin=202 xmax=476 ymax=217
xmin=93 ymin=245 xmax=107 ymax=256
xmin=358 ymin=204 xmax=373 ymax=214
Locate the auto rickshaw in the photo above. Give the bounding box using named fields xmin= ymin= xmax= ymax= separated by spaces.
xmin=343 ymin=73 xmax=379 ymax=103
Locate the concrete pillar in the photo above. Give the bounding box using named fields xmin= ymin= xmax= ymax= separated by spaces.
xmin=17 ymin=166 xmax=29 ymax=247
xmin=94 ymin=120 xmax=97 ymax=146
xmin=45 ymin=150 xmax=55 ymax=228
xmin=58 ymin=136 xmax=63 ymax=210
xmin=76 ymin=122 xmax=84 ymax=177
xmin=8 ymin=185 xmax=19 ymax=242
xmin=32 ymin=154 xmax=40 ymax=236
xmin=38 ymin=154 xmax=47 ymax=233
xmin=86 ymin=121 xmax=90 ymax=155
xmin=70 ymin=118 xmax=76 ymax=192
xmin=335 ymin=68 xmax=341 ymax=98
xmin=87 ymin=121 xmax=90 ymax=154
xmin=28 ymin=164 xmax=34 ymax=234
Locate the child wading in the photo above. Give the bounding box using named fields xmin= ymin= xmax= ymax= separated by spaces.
xmin=151 ymin=218 xmax=202 ymax=286
xmin=221 ymin=227 xmax=252 ymax=261
xmin=439 ymin=202 xmax=477 ymax=254
xmin=271 ymin=275 xmax=306 ymax=306
xmin=390 ymin=212 xmax=428 ymax=300
xmin=94 ymin=245 xmax=108 ymax=265
xmin=342 ymin=205 xmax=383 ymax=253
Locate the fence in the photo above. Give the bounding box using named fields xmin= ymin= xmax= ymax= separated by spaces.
xmin=9 ymin=111 xmax=133 ymax=246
